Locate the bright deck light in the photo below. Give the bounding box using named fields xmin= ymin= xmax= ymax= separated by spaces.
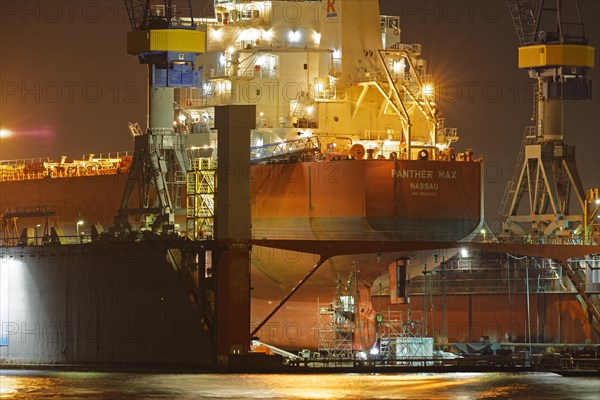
xmin=423 ymin=84 xmax=434 ymax=96
xmin=393 ymin=60 xmax=405 ymax=74
xmin=0 ymin=129 xmax=13 ymax=138
xmin=288 ymin=30 xmax=301 ymax=43
xmin=313 ymin=31 xmax=321 ymax=44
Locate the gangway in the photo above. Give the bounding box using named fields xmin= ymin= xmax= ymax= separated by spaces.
xmin=251 ymin=339 xmax=301 ymax=360
xmin=250 ymin=137 xmax=321 ymax=163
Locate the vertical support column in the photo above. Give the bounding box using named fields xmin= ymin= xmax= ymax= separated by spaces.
xmin=388 ymin=258 xmax=409 ymax=305
xmin=540 ymin=96 xmax=563 ymax=142
xmin=149 ymin=86 xmax=175 ymax=131
xmin=538 ymin=291 xmax=546 ymax=343
xmin=468 ymin=293 xmax=472 ymax=343
xmin=441 ymin=265 xmax=447 ymax=342
xmin=149 ymin=86 xmax=175 ymax=225
xmin=557 ymin=292 xmax=561 ymax=343
xmin=214 ymin=105 xmax=255 ymax=367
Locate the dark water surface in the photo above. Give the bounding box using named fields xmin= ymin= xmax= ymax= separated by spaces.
xmin=1 ymin=370 xmax=599 ymax=399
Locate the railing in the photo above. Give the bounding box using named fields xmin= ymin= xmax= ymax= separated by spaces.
xmin=363 ymin=130 xmax=394 ymax=140
xmin=251 ymin=229 xmax=474 ymax=242
xmin=257 ymin=117 xmax=274 ymax=128
xmin=80 ymin=151 xmax=133 ymax=160
xmin=0 ymin=152 xmax=133 ymax=182
xmin=208 ymin=67 xmax=230 ymax=78
xmin=355 ymin=70 xmax=386 ymax=83
xmin=0 ymin=234 xmax=92 ymax=246
xmin=285 ymin=354 xmax=543 ymax=369
xmin=191 ymin=91 xmax=234 ymax=107
xmin=556 ymin=357 xmax=600 ymax=371
xmin=0 ymin=171 xmax=48 ymax=182
xmin=497 ymin=233 xmax=597 ymax=245
xmin=250 ymin=136 xmax=321 ymax=163
xmin=1 ymin=152 xmax=131 ymax=166
xmin=389 ymin=43 xmax=422 ymax=55
xmin=251 ymin=229 xmax=600 ymax=244
xmin=0 ymin=157 xmax=51 ymax=182
xmin=0 ymin=157 xmax=50 ymax=166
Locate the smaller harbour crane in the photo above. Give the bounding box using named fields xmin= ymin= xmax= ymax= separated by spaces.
xmin=501 ymin=0 xmax=595 ymax=242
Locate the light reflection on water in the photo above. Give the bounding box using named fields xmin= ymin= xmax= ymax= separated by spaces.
xmin=0 ymin=371 xmax=599 ymax=400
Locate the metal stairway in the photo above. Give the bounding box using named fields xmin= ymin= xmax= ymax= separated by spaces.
xmin=250 ymin=131 xmax=260 ymax=147
xmin=292 ymin=101 xmax=307 ymax=119
xmin=238 ymin=53 xmax=262 ymax=77
xmin=186 ymin=158 xmax=217 ymax=240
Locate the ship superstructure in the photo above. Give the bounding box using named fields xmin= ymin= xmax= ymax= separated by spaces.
xmin=179 ymin=0 xmax=460 ymax=164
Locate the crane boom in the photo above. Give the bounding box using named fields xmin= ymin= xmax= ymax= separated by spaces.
xmin=507 ymin=0 xmax=587 ymax=46
xmin=123 ymin=0 xmax=197 ymax=31
xmin=123 ymin=0 xmax=151 ymax=31
xmin=507 ymin=0 xmax=538 ymax=46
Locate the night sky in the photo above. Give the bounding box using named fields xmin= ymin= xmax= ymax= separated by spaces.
xmin=1 ymin=0 xmax=599 ymax=226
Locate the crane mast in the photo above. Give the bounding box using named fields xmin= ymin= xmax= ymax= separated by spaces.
xmin=501 ymin=0 xmax=595 ymax=242
xmin=117 ymin=0 xmax=205 ymax=232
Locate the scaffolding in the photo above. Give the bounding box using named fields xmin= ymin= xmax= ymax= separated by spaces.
xmin=186 ymin=158 xmax=217 ymax=240
xmin=376 ymin=309 xmax=403 ymax=358
xmin=375 ymin=308 xmax=430 ymax=363
xmin=317 ymin=263 xmax=358 ymax=361
xmin=585 ymin=188 xmax=600 ymax=244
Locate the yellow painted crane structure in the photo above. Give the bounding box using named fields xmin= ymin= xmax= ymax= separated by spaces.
xmin=500 ymin=0 xmax=595 ymax=243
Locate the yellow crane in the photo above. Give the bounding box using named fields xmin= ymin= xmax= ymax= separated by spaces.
xmin=501 ymin=0 xmax=595 ymax=243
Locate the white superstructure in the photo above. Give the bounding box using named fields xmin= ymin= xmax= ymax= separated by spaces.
xmin=179 ymin=0 xmax=459 ymax=161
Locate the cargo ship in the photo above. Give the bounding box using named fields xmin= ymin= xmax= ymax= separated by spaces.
xmin=1 ymin=0 xmax=595 ymax=367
